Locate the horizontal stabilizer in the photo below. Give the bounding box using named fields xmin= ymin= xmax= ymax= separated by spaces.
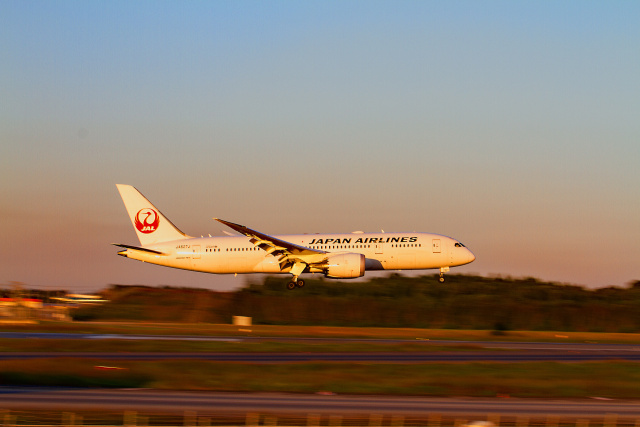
xmin=112 ymin=243 xmax=166 ymax=255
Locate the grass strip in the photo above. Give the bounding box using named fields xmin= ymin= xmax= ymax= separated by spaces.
xmin=1 ymin=359 xmax=640 ymax=398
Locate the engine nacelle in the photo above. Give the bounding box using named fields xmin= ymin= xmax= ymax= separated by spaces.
xmin=324 ymin=253 xmax=366 ymax=279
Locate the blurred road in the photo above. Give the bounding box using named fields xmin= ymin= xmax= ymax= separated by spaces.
xmin=2 ymin=333 xmax=639 ymax=416
xmin=2 ymin=332 xmax=640 ymax=361
xmin=1 ymin=388 xmax=639 ymax=417
xmin=1 ymin=351 xmax=640 ymax=362
xmin=2 ymin=332 xmax=640 ymax=351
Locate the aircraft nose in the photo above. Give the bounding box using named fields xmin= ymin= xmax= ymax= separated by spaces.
xmin=466 ymin=248 xmax=476 ymax=264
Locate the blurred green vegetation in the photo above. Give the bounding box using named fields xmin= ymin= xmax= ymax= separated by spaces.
xmin=71 ymin=275 xmax=640 ymax=332
xmin=2 ymin=358 xmax=640 ymax=398
xmin=0 ymin=359 xmax=150 ymax=388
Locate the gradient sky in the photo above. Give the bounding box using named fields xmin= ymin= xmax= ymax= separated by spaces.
xmin=2 ymin=1 xmax=639 ymax=292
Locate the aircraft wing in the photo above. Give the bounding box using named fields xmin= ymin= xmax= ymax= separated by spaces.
xmin=215 ymin=218 xmax=326 ymax=272
xmin=215 ymin=219 xmax=325 ymax=255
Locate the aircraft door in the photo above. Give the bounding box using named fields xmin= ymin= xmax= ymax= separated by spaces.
xmin=191 ymin=245 xmax=201 ymax=269
xmin=375 ymin=243 xmax=384 ymax=254
xmin=432 ymin=239 xmax=441 ymax=253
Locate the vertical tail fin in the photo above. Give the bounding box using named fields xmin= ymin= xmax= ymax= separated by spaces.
xmin=116 ymin=184 xmax=191 ymax=246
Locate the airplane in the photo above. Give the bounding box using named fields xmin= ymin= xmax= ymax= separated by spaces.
xmin=114 ymin=184 xmax=476 ymax=289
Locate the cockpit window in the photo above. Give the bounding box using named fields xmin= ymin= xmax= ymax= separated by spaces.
xmin=454 ymin=242 xmax=466 ymax=247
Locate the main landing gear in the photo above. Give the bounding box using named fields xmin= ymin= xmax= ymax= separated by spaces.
xmin=286 ymin=262 xmax=307 ymax=290
xmin=287 ymin=279 xmax=305 ymax=290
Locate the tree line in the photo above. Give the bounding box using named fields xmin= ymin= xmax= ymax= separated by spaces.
xmin=68 ymin=275 xmax=640 ymax=332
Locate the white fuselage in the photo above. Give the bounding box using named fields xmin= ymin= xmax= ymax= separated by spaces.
xmin=119 ymin=231 xmax=476 ymax=276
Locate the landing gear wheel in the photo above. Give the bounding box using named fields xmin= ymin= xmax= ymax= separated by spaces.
xmin=287 ymin=281 xmax=297 ymax=290
xmin=296 ymin=280 xmax=305 ymax=288
xmin=439 ymin=275 xmax=445 ymax=283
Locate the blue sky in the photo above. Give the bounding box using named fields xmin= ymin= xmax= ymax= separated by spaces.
xmin=2 ymin=1 xmax=639 ymax=291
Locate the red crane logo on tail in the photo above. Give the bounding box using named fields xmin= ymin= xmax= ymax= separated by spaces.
xmin=134 ymin=208 xmax=160 ymax=234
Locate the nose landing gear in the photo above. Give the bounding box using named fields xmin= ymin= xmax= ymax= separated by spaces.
xmin=439 ymin=266 xmax=450 ymax=283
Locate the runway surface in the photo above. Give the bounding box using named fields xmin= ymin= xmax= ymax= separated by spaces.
xmin=2 ymin=333 xmax=640 ymax=416
xmin=2 ymin=331 xmax=640 ymax=347
xmin=2 ymin=332 xmax=640 ymax=361
xmin=2 ymin=351 xmax=640 ymax=362
xmin=2 ymin=331 xmax=640 ymax=350
xmin=2 ymin=388 xmax=640 ymax=417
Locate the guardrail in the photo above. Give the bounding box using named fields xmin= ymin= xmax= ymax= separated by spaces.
xmin=0 ymin=411 xmax=633 ymax=427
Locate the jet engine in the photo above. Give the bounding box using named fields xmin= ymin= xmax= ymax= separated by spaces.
xmin=323 ymin=253 xmax=366 ymax=278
